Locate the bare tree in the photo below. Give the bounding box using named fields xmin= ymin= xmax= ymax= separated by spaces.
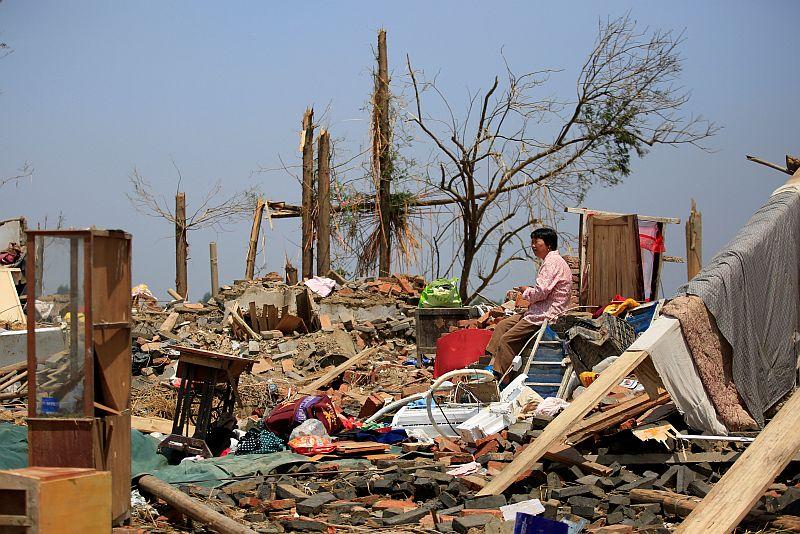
xmin=1 ymin=32 xmax=34 ymax=190
xmin=127 ymin=164 xmax=260 ymax=297
xmin=406 ymin=15 xmax=717 ymax=302
xmin=1 ymin=161 xmax=33 ymax=191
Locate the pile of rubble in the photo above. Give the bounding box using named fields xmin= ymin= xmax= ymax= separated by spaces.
xmin=114 ymin=275 xmax=800 ymax=533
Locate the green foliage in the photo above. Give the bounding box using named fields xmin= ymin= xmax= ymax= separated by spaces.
xmin=580 ymin=98 xmax=648 ymax=182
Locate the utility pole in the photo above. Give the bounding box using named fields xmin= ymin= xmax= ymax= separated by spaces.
xmin=301 ymin=108 xmax=315 ymax=281
xmin=209 ymin=242 xmax=219 ymax=299
xmin=316 ymin=130 xmax=331 ymax=275
xmin=686 ymin=199 xmax=702 ymax=281
xmin=375 ymin=29 xmax=392 ymax=277
xmin=245 ymin=198 xmax=266 ymax=280
xmin=175 ymin=192 xmax=188 ymax=298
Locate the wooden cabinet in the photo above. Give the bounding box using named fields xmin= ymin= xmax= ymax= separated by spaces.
xmin=25 ymin=230 xmax=131 ymax=525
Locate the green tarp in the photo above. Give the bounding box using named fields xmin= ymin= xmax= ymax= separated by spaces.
xmin=0 ymin=423 xmax=308 ymax=488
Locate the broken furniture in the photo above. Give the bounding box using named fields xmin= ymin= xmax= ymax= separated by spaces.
xmin=25 ymin=229 xmax=132 ymax=525
xmin=158 ymin=345 xmax=254 ymax=458
xmin=416 ymin=306 xmax=478 ymax=364
xmin=0 ymin=467 xmax=111 ymax=533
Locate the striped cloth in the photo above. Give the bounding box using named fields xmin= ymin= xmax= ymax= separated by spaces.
xmin=677 ymin=188 xmax=800 ymax=427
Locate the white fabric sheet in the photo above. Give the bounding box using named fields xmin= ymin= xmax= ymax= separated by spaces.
xmin=630 ymin=317 xmax=727 ymax=435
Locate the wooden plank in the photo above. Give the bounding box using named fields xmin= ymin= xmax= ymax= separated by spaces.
xmin=566 ymin=390 xmax=670 ymax=444
xmin=158 ymin=312 xmax=180 ymax=334
xmin=132 ymin=415 xmax=195 ymax=436
xmin=258 ymin=304 xmax=272 ymax=332
xmin=586 ymin=214 xmax=645 ymax=306
xmin=476 ymin=349 xmax=650 ymax=496
xmin=248 ymin=302 xmax=259 ymax=331
xmin=302 ymin=346 xmax=380 ymax=392
xmin=265 ymin=305 xmax=278 ymax=330
xmin=676 ymin=386 xmax=800 ymax=534
xmin=566 ymin=207 xmax=680 ymax=225
xmin=544 ymin=443 xmax=612 ymax=476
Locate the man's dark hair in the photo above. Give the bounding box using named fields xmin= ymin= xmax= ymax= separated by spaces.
xmin=531 ymin=227 xmax=558 ymax=251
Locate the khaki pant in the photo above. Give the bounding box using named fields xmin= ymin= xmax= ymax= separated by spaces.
xmin=485 ymin=314 xmax=541 ymax=376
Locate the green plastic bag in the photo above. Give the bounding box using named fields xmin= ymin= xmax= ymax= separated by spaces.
xmin=418 ymin=277 xmax=463 ymax=308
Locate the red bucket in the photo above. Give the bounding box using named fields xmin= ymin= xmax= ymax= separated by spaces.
xmin=434 ymin=328 xmax=493 ymax=378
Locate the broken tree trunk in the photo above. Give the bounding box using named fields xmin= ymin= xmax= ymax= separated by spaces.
xmin=245 ymin=197 xmax=266 ymax=280
xmin=303 ymin=345 xmax=380 ymax=392
xmin=375 ymin=28 xmax=392 ymax=277
xmin=686 ymin=199 xmax=702 ymax=281
xmin=316 ymin=129 xmax=331 ymax=276
xmin=676 ymin=386 xmax=800 ymax=533
xmin=209 ymin=241 xmax=219 ymax=298
xmin=301 ymin=108 xmax=315 ymax=281
xmin=285 ymin=259 xmax=298 ymax=285
xmin=175 ymin=192 xmax=188 ymax=298
xmin=137 ymin=475 xmax=257 ymax=534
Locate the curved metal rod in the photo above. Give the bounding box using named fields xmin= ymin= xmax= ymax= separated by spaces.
xmin=426 ymin=369 xmax=495 ymax=438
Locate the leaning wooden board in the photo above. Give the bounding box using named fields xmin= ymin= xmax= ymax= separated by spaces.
xmin=477 ymin=349 xmax=651 ymax=496
xmin=676 ymin=386 xmax=800 ymax=533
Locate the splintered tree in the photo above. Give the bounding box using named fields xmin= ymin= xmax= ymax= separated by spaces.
xmin=406 ymin=15 xmax=717 ymax=301
xmin=127 ymin=165 xmax=259 ymax=298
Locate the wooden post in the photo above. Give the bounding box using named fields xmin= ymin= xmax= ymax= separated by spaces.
xmin=685 ymin=199 xmax=702 ymax=281
xmin=175 ymin=192 xmax=188 ymax=298
xmin=209 ymin=242 xmax=219 ymax=299
xmin=245 ymin=198 xmax=266 ymax=280
xmin=137 ymin=475 xmax=257 ymax=534
xmin=285 ymin=259 xmax=298 ymax=285
xmin=301 ymin=108 xmax=315 ymax=281
xmin=34 ymin=226 xmax=43 ymax=296
xmin=316 ymin=130 xmax=331 ymax=275
xmin=375 ymin=29 xmax=392 ymax=277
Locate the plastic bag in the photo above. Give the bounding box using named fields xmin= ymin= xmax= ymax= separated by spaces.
xmin=533 ymin=397 xmax=570 ymax=417
xmin=418 ymin=278 xmax=463 ymax=308
xmin=289 ymin=419 xmax=329 ymax=441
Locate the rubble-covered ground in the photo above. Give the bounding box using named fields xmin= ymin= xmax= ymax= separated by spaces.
xmin=3 ymin=274 xmax=800 ymax=534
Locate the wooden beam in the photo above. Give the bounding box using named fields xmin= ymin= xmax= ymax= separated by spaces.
xmin=303 ymin=346 xmax=380 ymax=392
xmin=175 ymin=192 xmax=188 ymax=298
xmin=566 ymin=390 xmax=670 ymax=445
xmin=209 ymin=242 xmax=219 ymax=299
xmin=565 ymin=207 xmax=680 ymax=225
xmin=476 ymin=349 xmax=650 ymax=496
xmin=316 ymin=130 xmax=331 ymax=276
xmin=301 ymin=108 xmax=315 ymax=281
xmin=686 ymin=199 xmax=702 ymax=281
xmin=137 ymin=475 xmax=257 ymax=534
xmin=376 ymin=28 xmax=392 ymax=277
xmin=676 ymin=386 xmax=800 ymax=533
xmin=245 ymin=198 xmax=266 ymax=280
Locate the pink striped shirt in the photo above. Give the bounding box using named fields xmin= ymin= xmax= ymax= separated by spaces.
xmin=521 ymin=250 xmax=573 ymax=324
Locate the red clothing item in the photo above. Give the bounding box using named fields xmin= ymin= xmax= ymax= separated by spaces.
xmin=521 ymin=250 xmax=573 ymax=324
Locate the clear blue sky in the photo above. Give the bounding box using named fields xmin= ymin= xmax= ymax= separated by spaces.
xmin=1 ymin=1 xmax=798 ymax=300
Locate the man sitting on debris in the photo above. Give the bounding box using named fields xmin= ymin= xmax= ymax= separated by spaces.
xmin=486 ymin=227 xmax=572 ymax=383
